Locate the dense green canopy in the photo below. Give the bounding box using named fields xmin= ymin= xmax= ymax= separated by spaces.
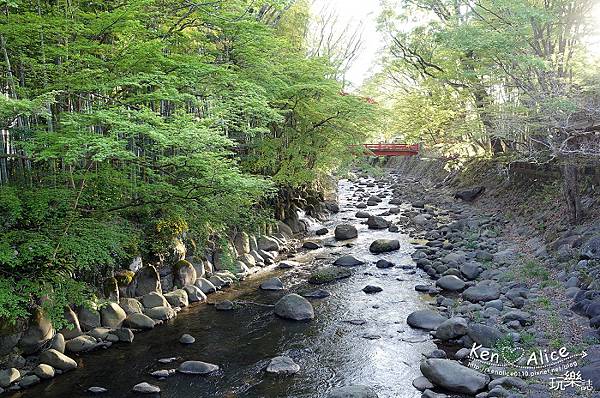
xmin=0 ymin=0 xmax=377 ymax=325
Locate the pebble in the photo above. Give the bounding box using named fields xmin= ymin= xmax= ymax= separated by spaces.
xmin=179 ymin=334 xmax=195 ymax=344
xmin=132 ymin=382 xmax=161 ymax=394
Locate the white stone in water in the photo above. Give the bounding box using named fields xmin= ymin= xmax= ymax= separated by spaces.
xmin=150 ymin=369 xmax=175 ymax=378
xmin=177 ymin=360 xmax=219 ymax=375
xmin=277 ymin=260 xmax=300 ymax=269
xmin=87 ymin=386 xmax=108 ymax=394
xmin=179 ymin=334 xmax=195 ymax=344
xmin=132 ymin=382 xmax=161 ymax=394
xmin=158 ymin=357 xmax=178 ymax=364
xmin=266 ymin=356 xmax=300 ymax=375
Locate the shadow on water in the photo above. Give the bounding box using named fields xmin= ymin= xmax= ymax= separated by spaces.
xmin=13 ymin=178 xmax=436 ymax=398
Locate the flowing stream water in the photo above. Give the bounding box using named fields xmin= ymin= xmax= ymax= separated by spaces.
xmin=12 ymin=177 xmax=436 ymax=398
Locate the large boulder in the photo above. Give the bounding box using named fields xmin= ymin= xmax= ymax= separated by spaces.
xmin=209 ymin=275 xmax=229 ymax=289
xmin=18 ymin=307 xmax=53 ymax=355
xmin=278 ymin=221 xmax=294 ymax=237
xmin=19 ymin=374 xmax=40 ymax=388
xmin=581 ymin=236 xmax=600 ymax=260
xmin=258 ymin=236 xmax=280 ymax=252
xmin=586 ymin=301 xmax=600 ymax=318
xmin=284 ymin=208 xmax=308 ymax=233
xmin=260 ymin=277 xmax=284 ymax=291
xmin=407 ymin=310 xmax=447 ymax=331
xmin=328 ymin=385 xmax=378 ymax=398
xmin=158 ymin=265 xmax=175 ymax=293
xmin=435 ymin=317 xmax=468 ymax=341
xmin=413 ymin=214 xmax=429 ymax=226
xmin=334 ymin=224 xmax=358 ymax=240
xmin=130 ymin=265 xmax=161 ymax=297
xmin=454 ymin=187 xmax=485 ymax=202
xmin=250 ymin=250 xmax=266 ymax=265
xmin=164 ymin=289 xmax=189 ymax=307
xmin=333 ymin=255 xmax=365 ymax=267
xmin=356 ymin=211 xmax=370 ymax=219
xmin=187 ymin=258 xmax=206 ymax=280
xmin=0 ymin=320 xmax=24 ymax=356
xmin=369 ymin=239 xmax=400 ymax=254
xmin=308 ymin=267 xmax=352 ymax=284
xmin=33 ymin=364 xmax=55 ymax=380
xmin=115 ymin=327 xmax=134 ymax=343
xmin=119 ymin=298 xmax=144 ymax=315
xmin=460 ymin=262 xmax=482 ymax=280
xmin=258 ymin=249 xmax=275 ymax=264
xmin=442 ymin=251 xmax=467 ymax=264
xmin=463 ymin=281 xmax=501 ymax=302
xmin=183 ymin=285 xmax=206 ymax=302
xmin=212 ymin=245 xmax=237 ymax=272
xmin=230 ymin=260 xmax=250 ymax=276
xmin=234 ymin=231 xmax=251 ymax=254
xmin=59 ymin=307 xmax=83 ymax=340
xmin=324 ymin=201 xmax=340 ymax=213
xmin=48 ymin=333 xmax=65 ymax=354
xmin=39 ymin=349 xmax=77 ymax=371
xmin=239 ymin=253 xmax=257 ymax=268
xmin=100 ymin=302 xmax=126 ymax=328
xmin=274 ymin=294 xmax=315 ymax=321
xmin=436 ymin=275 xmax=466 ymax=291
xmin=141 ymin=292 xmax=169 ymax=309
xmin=173 ymin=260 xmax=197 ymax=288
xmin=195 ymin=278 xmax=217 ymax=294
xmin=0 ymin=368 xmax=20 ymax=388
xmin=502 ymin=310 xmax=532 ymax=325
xmin=65 ymin=335 xmax=97 ymax=353
xmin=124 ymin=313 xmax=155 ymax=330
xmin=420 ymin=359 xmax=490 ymax=394
xmin=467 ymin=324 xmax=504 ymax=348
xmin=77 ymin=306 xmax=101 ymax=332
xmin=145 ymin=306 xmax=176 ymax=321
xmin=367 ymin=215 xmax=389 ymax=230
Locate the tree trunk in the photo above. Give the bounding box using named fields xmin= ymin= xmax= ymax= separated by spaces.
xmin=562 ymin=163 xmax=582 ymax=224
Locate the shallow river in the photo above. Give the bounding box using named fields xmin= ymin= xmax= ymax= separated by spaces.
xmin=14 ymin=177 xmax=435 ymax=398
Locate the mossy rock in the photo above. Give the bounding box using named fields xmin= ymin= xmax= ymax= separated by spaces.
xmin=103 ymin=277 xmax=119 ymax=301
xmin=0 ymin=317 xmax=25 ymax=336
xmin=174 ymin=259 xmax=192 ymax=272
xmin=173 ymin=260 xmax=197 ymax=288
xmin=0 ymin=318 xmax=25 ymax=356
xmin=308 ymin=267 xmax=352 ymax=284
xmin=115 ymin=270 xmax=135 ymax=287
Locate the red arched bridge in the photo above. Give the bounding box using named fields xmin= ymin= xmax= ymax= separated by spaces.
xmin=353 ymin=143 xmax=420 ymax=157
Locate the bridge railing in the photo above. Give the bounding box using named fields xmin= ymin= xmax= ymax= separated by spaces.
xmin=362 ymin=143 xmax=420 ymax=153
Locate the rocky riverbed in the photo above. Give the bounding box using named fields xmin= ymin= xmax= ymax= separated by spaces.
xmin=3 ymin=169 xmax=600 ymax=398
